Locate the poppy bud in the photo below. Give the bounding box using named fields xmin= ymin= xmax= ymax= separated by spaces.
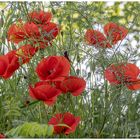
xmin=64 ymin=51 xmax=70 ymax=62
xmin=61 ymin=31 xmax=63 ymax=37
xmin=77 ymin=56 xmax=80 ymax=63
xmin=87 ymin=72 xmax=91 ymax=78
xmin=76 ymin=69 xmax=80 ymax=75
xmin=24 ymin=76 xmax=27 ymax=79
xmin=23 ymin=100 xmax=30 ymax=107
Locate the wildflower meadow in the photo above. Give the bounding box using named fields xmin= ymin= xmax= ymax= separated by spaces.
xmin=0 ymin=1 xmax=140 ymax=138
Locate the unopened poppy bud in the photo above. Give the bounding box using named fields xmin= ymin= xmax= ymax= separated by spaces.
xmin=76 ymin=43 xmax=78 ymax=47
xmin=87 ymin=72 xmax=91 ymax=78
xmin=24 ymin=76 xmax=27 ymax=79
xmin=52 ymin=8 xmax=56 ymax=15
xmin=66 ymin=16 xmax=71 ymax=21
xmin=61 ymin=31 xmax=63 ymax=37
xmin=64 ymin=51 xmax=70 ymax=62
xmin=77 ymin=56 xmax=80 ymax=63
xmin=0 ymin=17 xmax=4 ymax=27
xmin=25 ymin=100 xmax=30 ymax=106
xmin=76 ymin=69 xmax=80 ymax=75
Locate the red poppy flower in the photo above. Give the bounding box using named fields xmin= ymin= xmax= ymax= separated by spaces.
xmin=104 ymin=22 xmax=128 ymax=44
xmin=48 ymin=112 xmax=80 ymax=135
xmin=0 ymin=134 xmax=5 ymax=138
xmin=16 ymin=44 xmax=38 ymax=64
xmin=29 ymin=81 xmax=62 ymax=105
xmin=0 ymin=51 xmax=20 ymax=79
xmin=28 ymin=11 xmax=52 ymax=24
xmin=40 ymin=22 xmax=60 ymax=41
xmin=36 ymin=56 xmax=70 ymax=81
xmin=85 ymin=29 xmax=112 ymax=48
xmin=7 ymin=23 xmax=25 ymax=44
xmin=104 ymin=63 xmax=140 ymax=90
xmin=55 ymin=76 xmax=86 ymax=96
xmin=23 ymin=22 xmax=40 ymax=40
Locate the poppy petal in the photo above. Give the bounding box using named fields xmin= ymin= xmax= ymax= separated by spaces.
xmin=0 ymin=56 xmax=8 ymax=76
xmin=29 ymin=81 xmax=61 ymax=105
xmin=2 ymin=51 xmax=20 ymax=79
xmin=104 ymin=22 xmax=128 ymax=45
xmin=126 ymin=81 xmax=140 ymax=90
xmin=59 ymin=76 xmax=86 ymax=96
xmin=29 ymin=11 xmax=52 ymax=24
xmin=85 ymin=29 xmax=112 ymax=48
xmin=65 ymin=116 xmax=80 ymax=135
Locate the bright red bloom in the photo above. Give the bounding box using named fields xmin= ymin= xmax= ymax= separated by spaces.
xmin=22 ymin=22 xmax=59 ymax=43
xmin=23 ymin=22 xmax=40 ymax=40
xmin=7 ymin=18 xmax=59 ymax=45
xmin=104 ymin=63 xmax=140 ymax=90
xmin=29 ymin=81 xmax=62 ymax=105
xmin=16 ymin=44 xmax=38 ymax=64
xmin=85 ymin=29 xmax=112 ymax=48
xmin=0 ymin=51 xmax=20 ymax=79
xmin=7 ymin=23 xmax=25 ymax=44
xmin=36 ymin=56 xmax=70 ymax=81
xmin=104 ymin=22 xmax=128 ymax=44
xmin=28 ymin=11 xmax=52 ymax=24
xmin=40 ymin=22 xmax=60 ymax=41
xmin=7 ymin=22 xmax=41 ymax=44
xmin=0 ymin=134 xmax=5 ymax=138
xmin=55 ymin=76 xmax=86 ymax=96
xmin=48 ymin=112 xmax=80 ymax=135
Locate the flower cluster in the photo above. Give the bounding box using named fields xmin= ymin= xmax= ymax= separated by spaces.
xmin=8 ymin=11 xmax=59 ymax=48
xmin=0 ymin=11 xmax=59 ymax=79
xmin=1 ymin=11 xmax=83 ymax=135
xmin=102 ymin=23 xmax=140 ymax=90
xmin=29 ymin=55 xmax=86 ymax=134
xmin=85 ymin=22 xmax=140 ymax=90
xmin=29 ymin=55 xmax=86 ymax=105
xmin=85 ymin=22 xmax=128 ymax=48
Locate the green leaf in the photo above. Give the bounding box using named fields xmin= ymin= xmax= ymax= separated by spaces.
xmin=47 ymin=125 xmax=54 ymax=136
xmin=6 ymin=122 xmax=54 ymax=138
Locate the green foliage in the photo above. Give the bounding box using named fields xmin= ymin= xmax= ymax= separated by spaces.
xmin=6 ymin=122 xmax=54 ymax=138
